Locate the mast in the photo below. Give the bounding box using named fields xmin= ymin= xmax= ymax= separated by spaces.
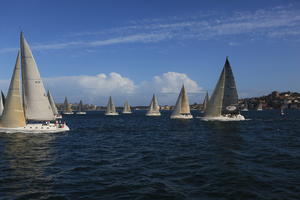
xmin=20 ymin=32 xmax=55 ymax=121
xmin=0 ymin=52 xmax=26 ymax=127
xmin=47 ymin=90 xmax=58 ymax=115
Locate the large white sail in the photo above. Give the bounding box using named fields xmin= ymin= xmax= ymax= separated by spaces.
xmin=123 ymin=100 xmax=131 ymax=113
xmin=20 ymin=33 xmax=55 ymax=121
xmin=171 ymin=85 xmax=192 ymax=118
xmin=204 ymin=57 xmax=244 ymax=120
xmin=105 ymin=96 xmax=118 ymax=115
xmin=47 ymin=90 xmax=58 ymax=115
xmin=0 ymin=52 xmax=26 ymax=128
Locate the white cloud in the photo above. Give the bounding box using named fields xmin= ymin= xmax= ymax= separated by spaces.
xmin=1 ymin=72 xmax=202 ymax=106
xmin=1 ymin=5 xmax=299 ymax=54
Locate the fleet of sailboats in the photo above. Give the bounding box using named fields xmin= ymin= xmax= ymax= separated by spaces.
xmin=0 ymin=33 xmax=256 ymax=133
xmin=0 ymin=33 xmax=70 ymax=133
xmin=122 ymin=100 xmax=132 ymax=114
xmin=202 ymin=57 xmax=245 ymax=121
xmin=105 ymin=96 xmax=119 ymax=115
xmin=170 ymin=85 xmax=193 ymax=119
xmin=146 ymin=94 xmax=161 ymax=116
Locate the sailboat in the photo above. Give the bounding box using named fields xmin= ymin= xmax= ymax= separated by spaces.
xmin=256 ymin=102 xmax=263 ymax=111
xmin=242 ymin=100 xmax=249 ymax=111
xmin=47 ymin=90 xmax=62 ymax=119
xmin=122 ymin=100 xmax=132 ymax=114
xmin=105 ymin=96 xmax=119 ymax=115
xmin=0 ymin=49 xmax=69 ymax=133
xmin=63 ymin=97 xmax=73 ymax=114
xmin=146 ymin=94 xmax=161 ymax=116
xmin=280 ymin=106 xmax=285 ymax=116
xmin=170 ymin=85 xmax=193 ymax=119
xmin=76 ymin=100 xmax=86 ymax=114
xmin=202 ymin=57 xmax=245 ymax=121
xmin=201 ymin=91 xmax=209 ymax=113
xmin=0 ymin=91 xmax=4 ymax=116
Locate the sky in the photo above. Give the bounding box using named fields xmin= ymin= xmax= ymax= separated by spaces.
xmin=0 ymin=0 xmax=299 ymax=106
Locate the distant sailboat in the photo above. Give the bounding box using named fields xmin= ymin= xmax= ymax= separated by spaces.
xmin=201 ymin=91 xmax=209 ymax=113
xmin=256 ymin=102 xmax=263 ymax=111
xmin=146 ymin=94 xmax=161 ymax=116
xmin=122 ymin=100 xmax=132 ymax=114
xmin=0 ymin=49 xmax=69 ymax=133
xmin=76 ymin=100 xmax=86 ymax=114
xmin=105 ymin=96 xmax=119 ymax=115
xmin=63 ymin=97 xmax=73 ymax=114
xmin=242 ymin=100 xmax=249 ymax=111
xmin=47 ymin=90 xmax=62 ymax=119
xmin=280 ymin=106 xmax=285 ymax=116
xmin=0 ymin=91 xmax=4 ymax=116
xmin=202 ymin=57 xmax=245 ymax=121
xmin=170 ymin=85 xmax=193 ymax=119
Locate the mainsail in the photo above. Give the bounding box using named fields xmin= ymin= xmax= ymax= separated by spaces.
xmin=20 ymin=33 xmax=55 ymax=121
xmin=64 ymin=97 xmax=72 ymax=112
xmin=123 ymin=100 xmax=131 ymax=113
xmin=0 ymin=52 xmax=26 ymax=128
xmin=47 ymin=90 xmax=58 ymax=115
xmin=147 ymin=94 xmax=160 ymax=114
xmin=171 ymin=85 xmax=191 ymax=117
xmin=204 ymin=57 xmax=239 ymax=117
xmin=106 ymin=96 xmax=116 ymax=114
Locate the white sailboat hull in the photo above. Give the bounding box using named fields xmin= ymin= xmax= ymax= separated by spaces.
xmin=63 ymin=112 xmax=74 ymax=115
xmin=105 ymin=112 xmax=119 ymax=116
xmin=201 ymin=114 xmax=245 ymax=121
xmin=122 ymin=112 xmax=132 ymax=114
xmin=146 ymin=112 xmax=161 ymax=116
xmin=0 ymin=123 xmax=70 ymax=133
xmin=170 ymin=114 xmax=193 ymax=119
xmin=76 ymin=112 xmax=86 ymax=115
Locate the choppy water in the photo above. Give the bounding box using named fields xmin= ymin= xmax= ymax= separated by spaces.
xmin=0 ymin=110 xmax=300 ymax=200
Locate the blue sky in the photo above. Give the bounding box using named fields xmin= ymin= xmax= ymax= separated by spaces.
xmin=0 ymin=0 xmax=299 ymax=105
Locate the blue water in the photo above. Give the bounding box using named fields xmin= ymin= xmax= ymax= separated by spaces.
xmin=0 ymin=110 xmax=299 ymax=200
